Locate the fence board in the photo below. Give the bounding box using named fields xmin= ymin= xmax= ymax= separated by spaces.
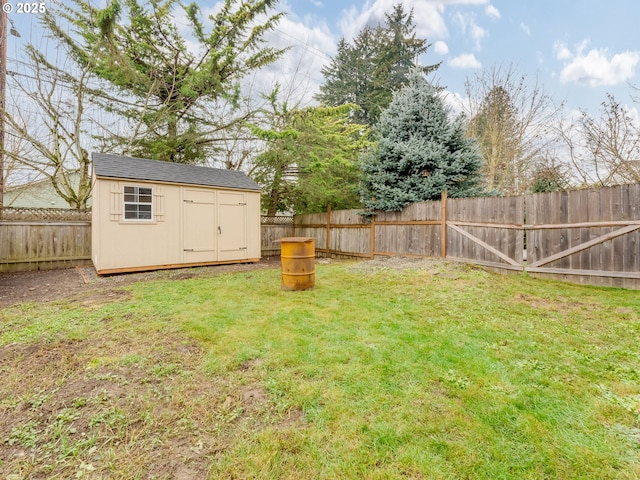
xmin=625 ymin=185 xmax=640 ymax=273
xmin=372 ymin=201 xmax=442 ymax=257
xmin=261 ymin=224 xmax=294 ymax=256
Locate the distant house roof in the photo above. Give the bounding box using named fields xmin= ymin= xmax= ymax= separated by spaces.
xmin=3 ymin=172 xmax=88 ymax=209
xmin=92 ymin=153 xmax=261 ymax=192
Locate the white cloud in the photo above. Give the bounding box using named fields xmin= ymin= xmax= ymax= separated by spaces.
xmin=555 ymin=40 xmax=640 ymax=87
xmin=519 ymin=22 xmax=531 ymax=36
xmin=434 ymin=40 xmax=450 ymax=55
xmin=449 ymin=53 xmax=482 ymax=69
xmin=441 ymin=89 xmax=467 ymax=116
xmin=553 ymin=41 xmax=572 ymax=61
xmin=485 ymin=4 xmax=500 ymax=19
xmin=338 ymin=0 xmax=490 ymax=42
xmin=622 ymin=104 xmax=640 ymax=125
xmin=452 ymin=11 xmax=486 ymax=51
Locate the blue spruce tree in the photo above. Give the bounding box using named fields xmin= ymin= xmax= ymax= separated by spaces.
xmin=360 ymin=73 xmax=485 ymax=211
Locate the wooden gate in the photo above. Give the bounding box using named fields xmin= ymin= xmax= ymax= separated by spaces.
xmin=524 ymin=185 xmax=640 ymax=288
xmin=445 ymin=194 xmax=524 ymax=272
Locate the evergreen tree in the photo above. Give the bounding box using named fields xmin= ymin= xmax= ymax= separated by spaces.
xmin=45 ymin=0 xmax=285 ymax=164
xmin=251 ymin=90 xmax=369 ymax=215
xmin=292 ymin=106 xmax=370 ymax=213
xmin=250 ymin=90 xmax=299 ymax=216
xmin=316 ymin=4 xmax=440 ymax=125
xmin=360 ymin=73 xmax=485 ymax=212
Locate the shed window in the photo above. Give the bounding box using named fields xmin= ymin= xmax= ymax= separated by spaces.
xmin=123 ymin=186 xmax=153 ymax=220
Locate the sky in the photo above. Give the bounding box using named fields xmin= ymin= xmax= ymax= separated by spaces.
xmin=4 ymin=0 xmax=640 ymax=116
xmin=260 ymin=0 xmax=640 ymax=114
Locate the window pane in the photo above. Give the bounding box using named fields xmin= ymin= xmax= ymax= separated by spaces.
xmin=123 ymin=185 xmax=153 ymax=221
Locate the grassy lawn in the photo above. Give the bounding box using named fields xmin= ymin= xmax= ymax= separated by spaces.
xmin=1 ymin=260 xmax=639 ymax=479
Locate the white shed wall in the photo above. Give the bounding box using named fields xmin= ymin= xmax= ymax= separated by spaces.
xmin=92 ymin=176 xmax=260 ymax=274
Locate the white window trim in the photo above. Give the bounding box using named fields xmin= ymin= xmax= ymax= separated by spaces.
xmin=122 ymin=185 xmax=154 ymax=222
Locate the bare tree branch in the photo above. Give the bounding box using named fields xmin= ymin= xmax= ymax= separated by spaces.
xmin=462 ymin=64 xmax=558 ymax=194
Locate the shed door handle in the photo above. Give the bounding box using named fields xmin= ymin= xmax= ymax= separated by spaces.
xmin=218 ymin=226 xmax=222 ymax=234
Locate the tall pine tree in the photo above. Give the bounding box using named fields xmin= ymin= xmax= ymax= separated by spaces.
xmin=45 ymin=0 xmax=286 ymax=164
xmin=360 ymin=73 xmax=485 ymax=212
xmin=316 ymin=4 xmax=440 ymax=125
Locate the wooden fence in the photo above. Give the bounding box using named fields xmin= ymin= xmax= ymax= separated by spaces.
xmin=0 ymin=213 xmax=294 ymax=273
xmin=0 ymin=221 xmax=93 ymax=272
xmin=261 ymin=216 xmax=294 ymax=256
xmin=293 ymin=184 xmax=640 ymax=289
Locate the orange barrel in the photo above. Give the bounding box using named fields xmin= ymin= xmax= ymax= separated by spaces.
xmin=279 ymin=237 xmax=315 ymax=291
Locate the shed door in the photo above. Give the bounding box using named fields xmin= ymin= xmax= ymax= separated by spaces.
xmin=218 ymin=191 xmax=248 ymax=261
xmin=183 ymin=189 xmax=217 ymax=263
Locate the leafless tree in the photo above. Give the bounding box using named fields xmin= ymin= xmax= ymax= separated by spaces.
xmin=554 ymin=94 xmax=640 ymax=187
xmin=2 ymin=46 xmax=101 ymax=209
xmin=462 ymin=64 xmax=558 ymax=194
xmin=2 ymin=114 xmax=38 ymax=190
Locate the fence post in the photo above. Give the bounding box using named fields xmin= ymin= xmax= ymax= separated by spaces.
xmin=370 ymin=213 xmax=376 ymax=259
xmin=441 ymin=190 xmax=448 ymax=258
xmin=326 ymin=204 xmax=331 ymax=256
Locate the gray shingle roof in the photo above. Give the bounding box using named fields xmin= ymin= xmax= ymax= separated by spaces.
xmin=92 ymin=153 xmax=261 ymax=191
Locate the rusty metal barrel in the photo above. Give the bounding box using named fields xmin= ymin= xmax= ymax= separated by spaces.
xmin=279 ymin=237 xmax=315 ymax=291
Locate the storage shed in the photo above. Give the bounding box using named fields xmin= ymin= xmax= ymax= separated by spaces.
xmin=91 ymin=153 xmax=261 ymax=275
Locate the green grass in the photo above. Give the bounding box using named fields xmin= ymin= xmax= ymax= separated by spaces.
xmin=1 ymin=261 xmax=639 ymax=479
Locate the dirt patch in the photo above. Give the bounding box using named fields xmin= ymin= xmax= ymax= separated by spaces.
xmin=348 ymin=256 xmax=470 ymax=278
xmin=0 ymin=329 xmax=290 ymax=479
xmin=0 ymin=257 xmax=283 ymax=308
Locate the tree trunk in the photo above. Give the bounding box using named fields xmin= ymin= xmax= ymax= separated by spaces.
xmin=168 ymin=117 xmax=178 ymax=162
